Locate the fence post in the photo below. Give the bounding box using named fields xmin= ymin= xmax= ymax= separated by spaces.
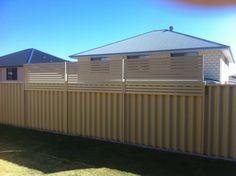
xmin=23 ymin=65 xmax=26 ymax=127
xmin=64 ymin=62 xmax=69 ymax=134
xmin=201 ymin=55 xmax=206 ymax=154
xmin=122 ymin=57 xmax=126 ymax=142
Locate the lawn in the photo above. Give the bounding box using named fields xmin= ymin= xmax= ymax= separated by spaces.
xmin=0 ymin=125 xmax=236 ymax=176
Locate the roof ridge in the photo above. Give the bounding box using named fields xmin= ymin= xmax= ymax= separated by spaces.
xmin=27 ymin=48 xmax=35 ymax=64
xmin=69 ymin=29 xmax=165 ymax=58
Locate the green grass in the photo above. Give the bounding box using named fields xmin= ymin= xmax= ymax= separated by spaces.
xmin=0 ymin=125 xmax=236 ymax=176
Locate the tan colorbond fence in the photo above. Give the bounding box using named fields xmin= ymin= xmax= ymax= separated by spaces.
xmin=25 ymin=90 xmax=68 ymax=133
xmin=68 ymin=92 xmax=124 ymax=141
xmin=0 ymin=56 xmax=236 ymax=160
xmin=125 ymin=94 xmax=203 ymax=154
xmin=204 ymin=85 xmax=236 ymax=159
xmin=0 ymin=83 xmax=24 ymax=126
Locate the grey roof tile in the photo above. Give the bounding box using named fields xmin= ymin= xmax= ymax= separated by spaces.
xmin=70 ymin=29 xmax=229 ymax=57
xmin=0 ymin=49 xmax=31 ymax=67
xmin=30 ymin=49 xmax=65 ymax=64
xmin=0 ymin=48 xmax=65 ymax=67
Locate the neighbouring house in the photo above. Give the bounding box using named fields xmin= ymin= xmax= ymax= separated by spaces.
xmin=229 ymin=74 xmax=236 ymax=84
xmin=0 ymin=48 xmax=65 ymax=82
xmin=70 ymin=27 xmax=234 ymax=84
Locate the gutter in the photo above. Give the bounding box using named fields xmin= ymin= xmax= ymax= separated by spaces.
xmin=69 ymin=46 xmax=229 ymax=59
xmin=0 ymin=65 xmax=23 ymax=68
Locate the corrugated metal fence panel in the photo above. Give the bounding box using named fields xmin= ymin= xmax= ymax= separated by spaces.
xmin=68 ymin=92 xmax=124 ymax=142
xmin=204 ymin=85 xmax=236 ymax=159
xmin=24 ymin=90 xmax=67 ymax=133
xmin=125 ymin=93 xmax=203 ymax=154
xmin=0 ymin=83 xmax=24 ymax=126
xmin=2 ymin=83 xmax=236 ymax=161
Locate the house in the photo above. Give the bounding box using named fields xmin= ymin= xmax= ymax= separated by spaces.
xmin=229 ymin=74 xmax=236 ymax=84
xmin=70 ymin=27 xmax=234 ymax=84
xmin=0 ymin=48 xmax=65 ymax=82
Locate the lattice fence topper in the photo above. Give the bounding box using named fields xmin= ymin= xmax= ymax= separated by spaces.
xmin=24 ymin=62 xmax=66 ymax=90
xmin=125 ymin=56 xmax=202 ymax=81
xmin=67 ymin=60 xmax=123 ymax=92
xmin=24 ymin=56 xmax=203 ymax=95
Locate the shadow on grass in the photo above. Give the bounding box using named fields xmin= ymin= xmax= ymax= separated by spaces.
xmin=0 ymin=124 xmax=236 ymax=176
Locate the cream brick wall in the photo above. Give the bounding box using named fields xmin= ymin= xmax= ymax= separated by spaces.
xmin=203 ymin=55 xmax=221 ymax=82
xmin=203 ymin=54 xmax=229 ymax=83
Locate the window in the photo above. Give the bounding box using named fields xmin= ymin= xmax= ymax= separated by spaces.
xmin=171 ymin=52 xmax=198 ymax=57
xmin=6 ymin=67 xmax=17 ymax=80
xmin=91 ymin=57 xmax=110 ymax=61
xmin=127 ymin=55 xmax=150 ymax=73
xmin=90 ymin=57 xmax=110 ymax=73
xmin=127 ymin=55 xmax=150 ymax=59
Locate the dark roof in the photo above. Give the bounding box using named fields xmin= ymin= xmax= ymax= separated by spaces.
xmin=70 ymin=29 xmax=234 ymax=62
xmin=229 ymin=75 xmax=236 ymax=84
xmin=204 ymin=78 xmax=220 ymax=84
xmin=0 ymin=48 xmax=65 ymax=67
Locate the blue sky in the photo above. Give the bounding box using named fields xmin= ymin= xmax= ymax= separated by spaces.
xmin=1 ymin=0 xmax=236 ymax=73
